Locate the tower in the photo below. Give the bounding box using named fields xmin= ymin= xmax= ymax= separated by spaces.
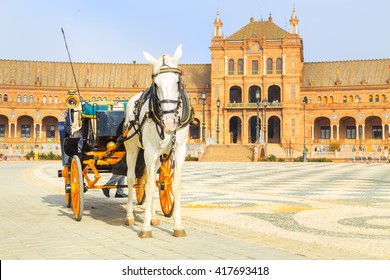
xmin=289 ymin=6 xmax=299 ymax=34
xmin=213 ymin=10 xmax=223 ymax=38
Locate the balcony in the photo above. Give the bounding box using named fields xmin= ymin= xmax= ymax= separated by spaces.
xmin=226 ymin=102 xmax=283 ymax=109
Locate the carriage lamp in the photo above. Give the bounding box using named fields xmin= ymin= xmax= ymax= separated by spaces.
xmin=65 ymin=91 xmax=80 ymax=109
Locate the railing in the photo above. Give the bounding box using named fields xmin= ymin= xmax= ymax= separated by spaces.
xmin=226 ymin=102 xmax=282 ymax=109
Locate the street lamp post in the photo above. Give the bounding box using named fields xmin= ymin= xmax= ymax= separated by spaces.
xmin=255 ymin=89 xmax=260 ymax=143
xmin=262 ymin=99 xmax=268 ymax=147
xmin=216 ymin=98 xmax=220 ymax=144
xmin=202 ymin=89 xmax=206 ymax=142
xmin=303 ymin=96 xmax=308 ymax=162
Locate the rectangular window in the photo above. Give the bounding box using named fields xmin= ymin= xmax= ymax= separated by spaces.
xmin=372 ymin=126 xmax=382 ymax=139
xmin=21 ymin=124 xmax=31 ymax=138
xmin=0 ymin=124 xmax=5 ymax=137
xmin=346 ymin=126 xmax=356 ymax=139
xmin=320 ymin=126 xmax=331 ymax=139
xmin=251 ymin=60 xmax=258 ymax=74
xmin=46 ymin=125 xmax=55 ymax=138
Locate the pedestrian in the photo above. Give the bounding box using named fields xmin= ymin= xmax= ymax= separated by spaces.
xmin=102 ymin=174 xmax=128 ymax=198
xmin=102 ymin=155 xmax=128 ymax=198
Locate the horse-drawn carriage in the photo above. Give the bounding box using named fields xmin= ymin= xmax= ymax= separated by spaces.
xmin=58 ymin=45 xmax=192 ymax=238
xmin=58 ymin=92 xmax=175 ymax=221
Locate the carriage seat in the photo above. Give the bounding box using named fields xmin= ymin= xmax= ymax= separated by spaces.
xmin=95 ymin=110 xmax=126 ymax=150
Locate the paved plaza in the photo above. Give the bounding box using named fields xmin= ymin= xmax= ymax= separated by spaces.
xmin=0 ymin=160 xmax=390 ymax=260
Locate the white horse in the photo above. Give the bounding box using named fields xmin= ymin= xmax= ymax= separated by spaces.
xmin=123 ymin=45 xmax=190 ymax=238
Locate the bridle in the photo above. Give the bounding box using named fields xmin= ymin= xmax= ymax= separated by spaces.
xmin=119 ymin=61 xmax=193 ymax=147
xmin=150 ymin=64 xmax=184 ymax=124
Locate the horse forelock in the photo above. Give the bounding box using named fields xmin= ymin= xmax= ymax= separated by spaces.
xmin=152 ymin=54 xmax=178 ymax=74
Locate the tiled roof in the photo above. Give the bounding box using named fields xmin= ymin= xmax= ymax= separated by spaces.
xmin=0 ymin=60 xmax=211 ymax=89
xmin=226 ymin=20 xmax=289 ymax=41
xmin=302 ymin=59 xmax=390 ymax=87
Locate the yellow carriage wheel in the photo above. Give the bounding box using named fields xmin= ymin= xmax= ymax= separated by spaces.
xmin=70 ymin=156 xmax=84 ymax=221
xmin=135 ymin=168 xmax=146 ymax=205
xmin=62 ymin=166 xmax=71 ymax=208
xmin=158 ymin=156 xmax=174 ymax=217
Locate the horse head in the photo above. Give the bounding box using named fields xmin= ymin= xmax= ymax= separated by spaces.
xmin=143 ymin=45 xmax=183 ymax=132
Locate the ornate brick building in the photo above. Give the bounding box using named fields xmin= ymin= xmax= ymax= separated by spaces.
xmin=1 ymin=8 xmax=390 ymax=158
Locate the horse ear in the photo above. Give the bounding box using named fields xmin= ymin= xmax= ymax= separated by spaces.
xmin=172 ymin=44 xmax=182 ymax=64
xmin=143 ymin=51 xmax=158 ymax=66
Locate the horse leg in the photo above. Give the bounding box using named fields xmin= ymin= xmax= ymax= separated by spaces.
xmin=139 ymin=158 xmax=156 ymax=238
xmin=171 ymin=144 xmax=186 ymax=237
xmin=124 ymin=144 xmax=138 ymax=226
xmin=150 ymin=163 xmax=160 ymax=226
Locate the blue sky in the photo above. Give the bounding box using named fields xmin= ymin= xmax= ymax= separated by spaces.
xmin=0 ymin=0 xmax=389 ymax=64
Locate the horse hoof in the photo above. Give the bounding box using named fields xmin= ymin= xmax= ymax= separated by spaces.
xmin=139 ymin=230 xmax=153 ymax=238
xmin=151 ymin=218 xmax=160 ymax=226
xmin=173 ymin=229 xmax=187 ymax=237
xmin=125 ymin=218 xmax=135 ymax=226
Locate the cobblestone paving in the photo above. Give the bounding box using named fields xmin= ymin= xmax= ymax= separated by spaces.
xmin=1 ymin=161 xmax=390 ymax=259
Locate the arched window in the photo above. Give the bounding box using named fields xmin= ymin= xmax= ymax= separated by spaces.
xmin=267 ymin=58 xmax=273 ymax=74
xmin=228 ymin=59 xmax=234 ymax=75
xmin=381 ymin=94 xmax=386 ymax=102
xmin=369 ymin=95 xmax=373 ymax=102
xmin=54 ymin=96 xmax=58 ymax=103
xmin=29 ymin=95 xmax=33 ymax=102
xmin=17 ymin=94 xmax=21 ymax=102
xmin=355 ymin=95 xmax=360 ymax=103
xmin=375 ymin=95 xmax=379 ymax=102
xmin=317 ymin=96 xmax=322 ymax=103
xmin=48 ymin=95 xmax=53 ymax=103
xmin=251 ymin=60 xmax=258 ymax=74
xmin=23 ymin=95 xmax=28 ymax=102
xmin=276 ymin=58 xmax=283 ymax=74
xmin=198 ymin=98 xmax=202 ymax=105
xmin=329 ymin=96 xmax=334 ymax=103
xmin=343 ymin=96 xmax=347 ymax=103
xmin=0 ymin=94 xmax=2 ymax=102
xmin=348 ymin=95 xmax=353 ymax=102
xmin=323 ymin=96 xmax=328 ymax=103
xmin=42 ymin=95 xmax=47 ymax=103
xmin=3 ymin=94 xmax=8 ymax=102
xmin=237 ymin=59 xmax=243 ymax=75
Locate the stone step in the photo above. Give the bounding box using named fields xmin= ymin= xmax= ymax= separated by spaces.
xmin=200 ymin=145 xmax=254 ymax=162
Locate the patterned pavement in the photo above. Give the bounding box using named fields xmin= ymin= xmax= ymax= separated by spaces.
xmin=1 ymin=160 xmax=390 ymax=259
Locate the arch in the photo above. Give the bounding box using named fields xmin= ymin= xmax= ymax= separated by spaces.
xmin=23 ymin=95 xmax=28 ymax=102
xmin=267 ymin=116 xmax=281 ymax=144
xmin=29 ymin=95 xmax=34 ymax=103
xmin=42 ymin=116 xmax=59 ymax=140
xmin=329 ymin=96 xmax=334 ymax=103
xmin=0 ymin=114 xmax=9 ymax=138
xmin=17 ymin=94 xmax=21 ymax=102
xmin=229 ymin=86 xmax=242 ymax=103
xmin=248 ymin=85 xmax=261 ymax=103
xmin=339 ymin=116 xmax=357 ymax=139
xmin=17 ymin=115 xmax=34 ymax=138
xmin=229 ymin=116 xmax=242 ymax=144
xmin=248 ymin=115 xmax=261 ymax=143
xmin=369 ymin=95 xmax=373 ymax=102
xmin=323 ymin=96 xmax=328 ymax=103
xmin=343 ymin=95 xmax=347 ymax=103
xmin=375 ymin=95 xmax=379 ymax=102
xmin=314 ymin=117 xmax=331 ymax=139
xmin=267 ymin=85 xmax=281 ymax=103
xmin=189 ymin=118 xmax=201 ymax=140
xmin=348 ymin=95 xmax=353 ymax=103
xmin=4 ymin=94 xmax=8 ymax=102
xmin=365 ymin=116 xmax=382 ymax=139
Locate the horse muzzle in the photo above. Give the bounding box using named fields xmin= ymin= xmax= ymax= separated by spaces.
xmin=161 ymin=116 xmax=177 ymax=132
